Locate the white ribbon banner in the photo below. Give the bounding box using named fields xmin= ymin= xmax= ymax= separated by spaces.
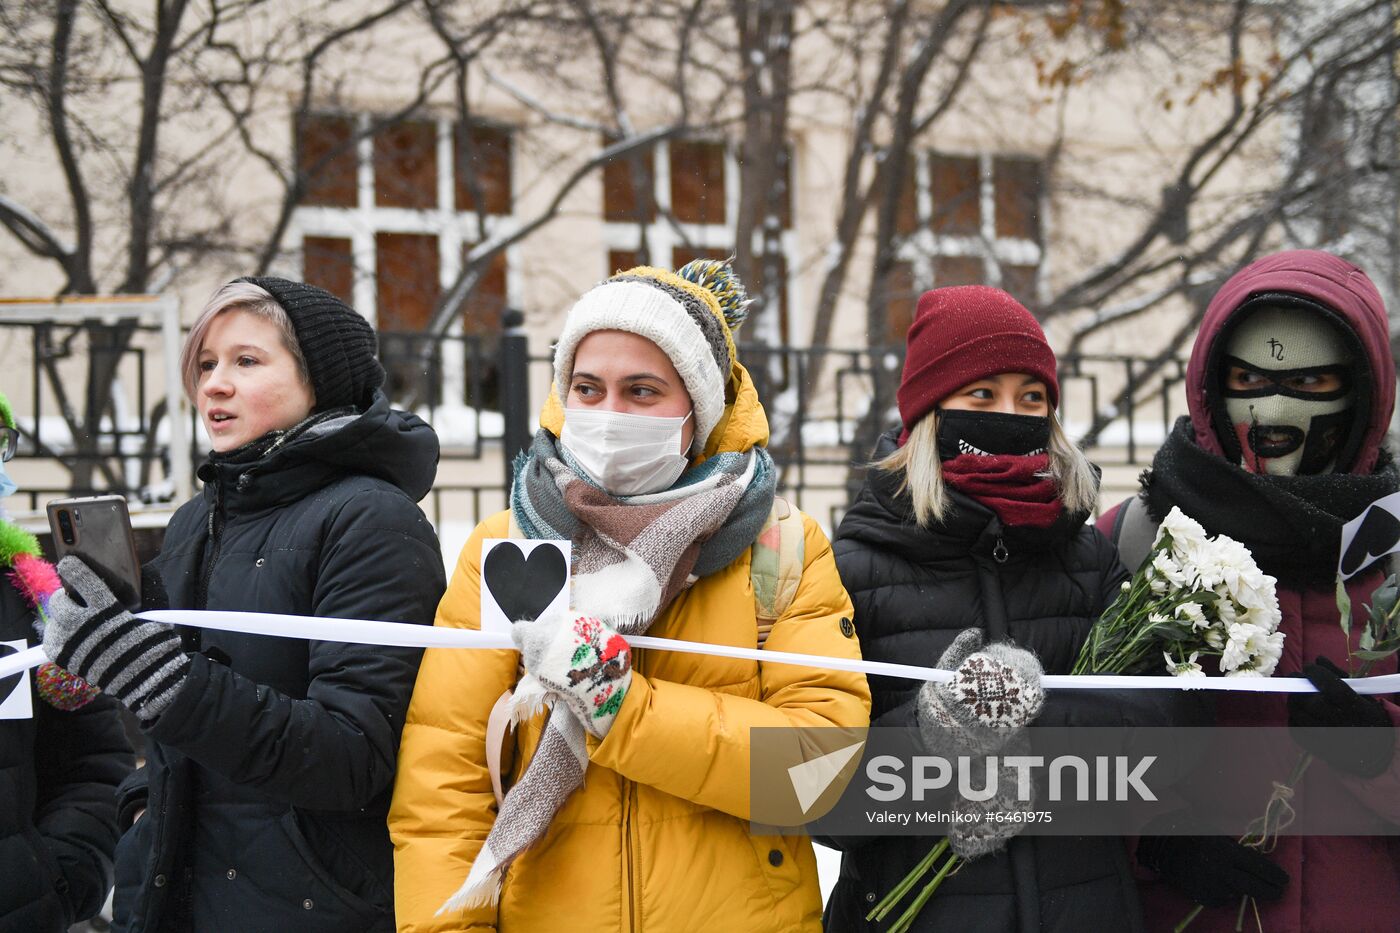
xmin=3 ymin=610 xmax=1398 ymax=695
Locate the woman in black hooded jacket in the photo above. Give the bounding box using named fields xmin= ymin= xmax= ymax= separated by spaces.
xmin=823 ymin=286 xmax=1199 ymax=933
xmin=40 ymin=278 xmax=445 ymax=933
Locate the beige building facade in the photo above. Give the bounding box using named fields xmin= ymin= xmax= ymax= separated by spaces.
xmin=1 ymin=1 xmax=1360 ymax=529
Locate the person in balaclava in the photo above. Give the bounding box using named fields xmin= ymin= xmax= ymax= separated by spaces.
xmin=1217 ymin=303 xmax=1357 ymax=477
xmin=1099 ymin=250 xmax=1400 ymax=933
xmin=0 ymin=390 xmax=133 ymax=931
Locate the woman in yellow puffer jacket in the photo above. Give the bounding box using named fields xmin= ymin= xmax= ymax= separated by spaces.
xmin=389 ymin=260 xmax=870 ymax=932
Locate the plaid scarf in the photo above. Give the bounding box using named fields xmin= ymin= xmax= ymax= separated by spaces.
xmin=441 ymin=429 xmax=775 ymax=914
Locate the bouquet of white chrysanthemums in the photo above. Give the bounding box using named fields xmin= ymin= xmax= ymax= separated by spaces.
xmin=1072 ymin=506 xmax=1283 ymax=678
xmin=866 ymin=507 xmax=1284 ymax=933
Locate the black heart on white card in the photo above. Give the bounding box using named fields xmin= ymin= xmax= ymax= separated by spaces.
xmin=1341 ymin=506 xmax=1400 ymax=577
xmin=0 ymin=642 xmax=21 ymax=709
xmin=483 ymin=542 xmax=568 ymax=622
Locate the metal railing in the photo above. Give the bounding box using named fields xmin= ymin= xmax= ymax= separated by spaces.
xmin=737 ymin=345 xmax=1190 ymax=528
xmin=0 ymin=296 xmax=189 ymax=511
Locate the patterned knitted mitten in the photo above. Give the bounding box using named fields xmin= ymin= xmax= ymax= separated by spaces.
xmin=949 ymin=734 xmax=1036 ymax=860
xmin=514 ymin=613 xmax=632 ymax=738
xmin=43 ymin=556 xmax=189 ymax=724
xmin=917 ymin=629 xmax=1045 ymax=758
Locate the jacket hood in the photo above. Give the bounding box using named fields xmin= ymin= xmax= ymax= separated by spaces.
xmin=200 ymin=390 xmax=440 ymax=504
xmin=1187 ymin=249 xmax=1393 ymax=474
xmin=538 ymin=359 xmax=770 ymax=459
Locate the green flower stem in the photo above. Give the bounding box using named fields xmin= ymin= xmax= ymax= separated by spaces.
xmin=1232 ymin=892 xmax=1263 ymax=933
xmin=1072 ymin=587 xmax=1205 ymax=676
xmin=1174 ymin=904 xmax=1204 ymax=933
xmin=887 ymin=851 xmax=961 ymax=933
xmin=865 ymin=837 xmax=949 ymax=922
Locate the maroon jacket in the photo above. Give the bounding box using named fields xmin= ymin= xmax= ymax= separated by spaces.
xmin=1099 ymin=250 xmax=1400 ymax=933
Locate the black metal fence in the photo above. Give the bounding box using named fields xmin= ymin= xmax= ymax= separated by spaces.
xmin=731 ymin=345 xmax=1190 ymax=529
xmin=3 ymin=319 xmax=176 ymax=512
xmin=0 ymin=316 xmax=1189 ymax=534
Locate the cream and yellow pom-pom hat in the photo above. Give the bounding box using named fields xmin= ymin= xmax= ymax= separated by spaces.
xmin=548 ymin=259 xmax=752 ymax=452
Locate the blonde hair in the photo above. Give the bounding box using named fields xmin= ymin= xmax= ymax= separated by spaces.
xmin=179 ymin=281 xmax=311 ymax=402
xmin=875 ymin=410 xmax=1098 ymax=528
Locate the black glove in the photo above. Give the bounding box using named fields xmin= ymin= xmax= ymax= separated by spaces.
xmin=43 ymin=556 xmax=189 ymax=725
xmin=1288 ymin=656 xmax=1395 ymax=779
xmin=1137 ymin=831 xmax=1288 ymax=907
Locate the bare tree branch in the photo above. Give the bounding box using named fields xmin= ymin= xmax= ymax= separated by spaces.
xmin=47 ymin=0 xmax=95 ymax=293
xmin=0 ymin=193 xmax=73 ymax=263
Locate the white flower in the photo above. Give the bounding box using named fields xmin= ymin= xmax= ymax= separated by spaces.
xmin=1078 ymin=505 xmax=1285 ymax=680
xmin=1174 ymin=601 xmax=1208 ymax=628
xmin=1165 ymin=650 xmax=1205 ymax=677
xmin=1221 ymin=623 xmax=1254 ymax=670
xmin=1250 ymin=630 xmax=1285 ymax=677
xmin=1213 ymin=589 xmax=1238 ymax=625
xmin=1238 ymin=582 xmax=1283 ymax=632
xmin=1186 ymin=546 xmax=1223 ymax=589
xmin=1152 ymin=551 xmax=1190 ymax=589
xmin=1232 ymin=572 xmax=1280 ymax=619
xmin=1157 ymin=506 xmax=1208 ymax=551
xmin=1121 ymin=580 xmax=1132 ymax=592
xmin=1221 ymin=622 xmax=1280 ymax=672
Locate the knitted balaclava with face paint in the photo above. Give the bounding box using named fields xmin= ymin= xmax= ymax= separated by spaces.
xmin=1220 ymin=304 xmax=1355 ymax=476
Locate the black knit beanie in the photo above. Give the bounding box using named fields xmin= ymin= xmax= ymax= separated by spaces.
xmin=236 ymin=276 xmax=386 ymax=411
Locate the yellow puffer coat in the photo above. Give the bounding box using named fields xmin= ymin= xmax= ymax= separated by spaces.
xmin=389 ymin=364 xmax=871 ymax=932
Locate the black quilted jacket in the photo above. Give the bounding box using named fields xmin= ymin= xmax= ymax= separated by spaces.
xmin=0 ymin=567 xmax=132 ymax=933
xmin=821 ymin=433 xmax=1198 ymax=933
xmin=111 ymin=393 xmax=445 ymax=933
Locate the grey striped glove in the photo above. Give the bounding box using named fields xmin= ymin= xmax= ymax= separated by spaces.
xmin=917 ymin=628 xmax=1045 ymax=758
xmin=43 ymin=556 xmax=189 ymax=724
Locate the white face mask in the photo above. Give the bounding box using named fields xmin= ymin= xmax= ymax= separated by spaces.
xmin=561 ymin=408 xmax=693 ymax=496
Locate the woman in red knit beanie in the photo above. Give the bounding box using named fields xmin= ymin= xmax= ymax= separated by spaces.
xmin=822 ymin=286 xmax=1199 ymax=932
xmin=886 ymin=285 xmax=1097 ymax=526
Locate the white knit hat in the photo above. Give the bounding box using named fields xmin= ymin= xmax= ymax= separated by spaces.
xmin=552 ymin=260 xmax=751 ymax=449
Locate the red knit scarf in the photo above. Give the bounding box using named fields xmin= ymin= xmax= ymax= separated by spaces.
xmin=940 ymin=452 xmax=1063 ymax=529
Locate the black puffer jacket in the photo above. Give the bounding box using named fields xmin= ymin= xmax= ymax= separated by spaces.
xmin=1 ymin=567 xmax=132 ymax=933
xmin=112 ymin=393 xmax=445 ymax=933
xmin=822 ymin=433 xmax=1197 ymax=933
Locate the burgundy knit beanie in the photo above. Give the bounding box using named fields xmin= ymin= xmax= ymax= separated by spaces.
xmin=896 ymin=285 xmax=1059 ymax=444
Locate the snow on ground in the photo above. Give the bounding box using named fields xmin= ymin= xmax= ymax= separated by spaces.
xmin=816 ymin=842 xmax=840 ymax=903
